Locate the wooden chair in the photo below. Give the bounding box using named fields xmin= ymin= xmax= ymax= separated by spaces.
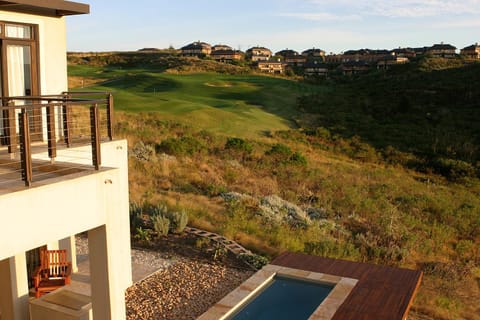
xmin=33 ymin=249 xmax=72 ymax=298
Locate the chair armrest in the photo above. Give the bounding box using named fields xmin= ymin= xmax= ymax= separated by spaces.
xmin=65 ymin=262 xmax=73 ymax=277
xmin=33 ymin=266 xmax=44 ymax=288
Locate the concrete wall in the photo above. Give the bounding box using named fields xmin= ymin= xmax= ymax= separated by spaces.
xmin=0 ymin=140 xmax=131 ymax=320
xmin=0 ymin=11 xmax=68 ymax=95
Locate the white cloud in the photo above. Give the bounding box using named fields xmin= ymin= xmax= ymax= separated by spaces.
xmin=302 ymin=0 xmax=480 ymax=18
xmin=369 ymin=0 xmax=480 ymax=18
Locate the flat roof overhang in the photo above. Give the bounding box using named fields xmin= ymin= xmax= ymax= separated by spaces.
xmin=0 ymin=0 xmax=89 ymax=17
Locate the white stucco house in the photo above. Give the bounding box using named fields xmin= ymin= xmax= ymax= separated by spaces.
xmin=0 ymin=1 xmax=132 ymax=319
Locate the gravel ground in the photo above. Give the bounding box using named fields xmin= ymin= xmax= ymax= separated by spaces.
xmin=76 ymin=235 xmax=174 ymax=270
xmin=76 ymin=235 xmax=254 ymax=319
xmin=126 ymin=259 xmax=253 ymax=320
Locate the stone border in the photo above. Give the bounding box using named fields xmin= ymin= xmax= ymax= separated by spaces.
xmin=198 ymin=264 xmax=358 ymax=320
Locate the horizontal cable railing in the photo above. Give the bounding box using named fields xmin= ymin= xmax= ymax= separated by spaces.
xmin=0 ymin=92 xmax=114 ymax=187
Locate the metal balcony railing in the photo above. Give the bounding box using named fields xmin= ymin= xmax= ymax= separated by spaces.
xmin=0 ymin=92 xmax=114 ymax=187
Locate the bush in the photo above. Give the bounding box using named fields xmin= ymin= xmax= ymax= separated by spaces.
xmin=156 ymin=136 xmax=205 ymax=156
xmin=129 ymin=202 xmax=144 ymax=233
xmin=146 ymin=203 xmax=168 ymax=217
xmin=131 ymin=141 xmax=156 ymax=161
xmin=225 ymin=137 xmax=253 ymax=155
xmin=265 ymin=143 xmax=307 ymax=166
xmin=134 ymin=227 xmax=152 ymax=245
xmin=165 ymin=210 xmax=189 ymax=233
xmin=238 ymin=253 xmax=269 ymax=269
xmin=290 ymin=151 xmax=307 ymax=166
xmin=431 ymin=158 xmax=476 ymax=181
xmin=266 ymin=143 xmax=292 ymax=158
xmin=151 ymin=215 xmax=170 ymax=237
xmin=314 ymin=127 xmax=331 ymax=140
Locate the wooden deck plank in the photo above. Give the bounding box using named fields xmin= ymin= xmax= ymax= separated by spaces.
xmin=271 ymin=252 xmax=422 ymax=320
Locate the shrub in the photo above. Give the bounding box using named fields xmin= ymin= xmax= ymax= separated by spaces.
xmin=314 ymin=127 xmax=331 ymax=140
xmin=131 ymin=141 xmax=156 ymax=161
xmin=238 ymin=253 xmax=269 ymax=269
xmin=151 ymin=215 xmax=170 ymax=237
xmin=146 ymin=203 xmax=168 ymax=217
xmin=431 ymin=158 xmax=476 ymax=181
xmin=225 ymin=137 xmax=253 ymax=155
xmin=266 ymin=143 xmax=292 ymax=158
xmin=166 ymin=210 xmax=189 ymax=233
xmin=156 ymin=136 xmax=205 ymax=156
xmin=265 ymin=143 xmax=307 ymax=166
xmin=129 ymin=202 xmax=144 ymax=234
xmin=134 ymin=227 xmax=151 ymax=245
xmin=289 ymin=151 xmax=307 ymax=166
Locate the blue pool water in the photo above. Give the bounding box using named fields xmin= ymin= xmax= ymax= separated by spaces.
xmin=230 ymin=276 xmax=334 ymax=320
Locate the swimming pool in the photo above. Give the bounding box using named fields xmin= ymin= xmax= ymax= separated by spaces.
xmin=230 ymin=276 xmax=334 ymax=320
xmin=198 ymin=264 xmax=358 ymax=320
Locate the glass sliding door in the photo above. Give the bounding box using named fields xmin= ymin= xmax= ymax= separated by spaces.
xmin=7 ymin=44 xmax=32 ymax=98
xmin=0 ymin=21 xmax=40 ymax=143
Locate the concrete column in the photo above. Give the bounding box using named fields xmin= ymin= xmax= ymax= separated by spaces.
xmin=59 ymin=236 xmax=78 ymax=273
xmin=88 ymin=225 xmax=127 ymax=320
xmin=87 ymin=225 xmax=110 ymax=319
xmin=0 ymin=254 xmax=30 ymax=320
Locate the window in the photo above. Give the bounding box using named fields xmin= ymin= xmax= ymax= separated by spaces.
xmin=0 ymin=21 xmax=40 ymax=141
xmin=0 ymin=21 xmax=38 ymax=97
xmin=5 ymin=24 xmax=32 ymax=39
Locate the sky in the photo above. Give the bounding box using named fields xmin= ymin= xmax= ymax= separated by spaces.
xmin=66 ymin=0 xmax=480 ymax=54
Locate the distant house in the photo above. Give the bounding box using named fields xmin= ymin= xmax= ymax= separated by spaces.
xmin=212 ymin=44 xmax=232 ymax=52
xmin=461 ymin=43 xmax=480 ymax=59
xmin=324 ymin=54 xmax=343 ymax=64
xmin=246 ymin=46 xmax=272 ymax=62
xmin=391 ymin=48 xmax=416 ymax=58
xmin=412 ymin=46 xmax=430 ymax=55
xmin=275 ymin=49 xmax=299 ymax=58
xmin=275 ymin=49 xmax=307 ymax=67
xmin=377 ymin=55 xmax=409 ymax=69
xmin=302 ymin=48 xmax=326 ymax=58
xmin=257 ymin=61 xmax=286 ymax=74
xmin=340 ymin=61 xmax=371 ymax=75
xmin=304 ymin=60 xmax=329 ymax=77
xmin=427 ymin=43 xmax=457 ymax=58
xmin=181 ymin=41 xmax=212 ymax=57
xmin=338 ymin=49 xmax=390 ymax=63
xmin=211 ymin=49 xmax=243 ymax=62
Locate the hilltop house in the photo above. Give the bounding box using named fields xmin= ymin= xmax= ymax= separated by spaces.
xmin=276 ymin=49 xmax=306 ymax=67
xmin=340 ymin=60 xmax=371 ymax=75
xmin=340 ymin=49 xmax=391 ymax=63
xmin=181 ymin=41 xmax=212 ymax=57
xmin=0 ymin=1 xmax=131 ymax=319
xmin=302 ymin=48 xmax=326 ymax=58
xmin=427 ymin=43 xmax=457 ymax=58
xmin=461 ymin=43 xmax=480 ymax=59
xmin=246 ymin=46 xmax=272 ymax=62
xmin=377 ymin=55 xmax=409 ymax=69
xmin=211 ymin=44 xmax=232 ymax=52
xmin=304 ymin=60 xmax=329 ymax=77
xmin=211 ymin=49 xmax=243 ymax=62
xmin=257 ymin=60 xmax=286 ymax=74
xmin=391 ymin=48 xmax=416 ymax=58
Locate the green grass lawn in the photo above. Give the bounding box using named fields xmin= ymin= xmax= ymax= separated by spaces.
xmin=69 ymin=65 xmax=325 ymax=138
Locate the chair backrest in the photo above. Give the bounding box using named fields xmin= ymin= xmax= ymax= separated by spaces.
xmin=40 ymin=249 xmax=69 ymax=278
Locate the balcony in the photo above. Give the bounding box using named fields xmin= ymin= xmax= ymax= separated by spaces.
xmin=0 ymin=92 xmax=114 ymax=193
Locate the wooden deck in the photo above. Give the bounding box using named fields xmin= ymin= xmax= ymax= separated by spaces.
xmin=271 ymin=252 xmax=423 ymax=320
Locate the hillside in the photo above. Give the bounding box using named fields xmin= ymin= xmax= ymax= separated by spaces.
xmin=69 ymin=53 xmax=480 ymax=319
xmin=298 ymin=60 xmax=480 ymax=181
